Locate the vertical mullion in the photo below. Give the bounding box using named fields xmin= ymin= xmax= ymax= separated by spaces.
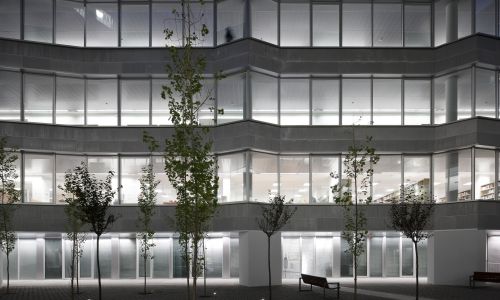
xmin=402 ymin=3 xmax=405 ymax=47
xmin=246 ymin=70 xmax=251 ymax=121
xmin=149 ymin=76 xmax=153 ymax=126
xmin=430 ymin=152 xmax=434 ymax=203
xmin=401 ymin=78 xmax=405 ymax=125
xmin=431 ymin=1 xmax=435 ymax=47
xmin=53 ymin=74 xmax=56 ymax=125
xmin=52 ymin=0 xmax=56 ymax=44
xmin=308 ymin=154 xmax=312 ymax=204
xmin=20 ymin=70 xmax=25 ymax=122
xmin=371 ymin=0 xmax=374 ymax=47
xmin=472 ymin=0 xmax=476 ymax=34
xmin=118 ymin=76 xmax=121 ymax=126
xmin=213 ymin=0 xmax=217 ymax=46
xmin=118 ymin=154 xmax=122 ymax=205
xmin=20 ymin=150 xmax=25 ymax=203
xmin=53 ymin=153 xmax=56 ymax=204
xmin=84 ymin=76 xmax=87 ymax=125
xmin=246 ymin=151 xmax=251 ymax=202
xmin=495 ymin=150 xmax=498 ymax=201
xmin=149 ymin=0 xmax=152 ymax=47
xmin=496 ymin=70 xmax=499 ymax=119
xmin=430 ymin=76 xmax=435 ymax=125
xmin=472 ymin=65 xmax=476 ymax=117
xmin=118 ymin=0 xmax=122 ymax=47
xmin=339 ymin=1 xmax=342 ymax=47
xmin=278 ymin=77 xmax=281 ymax=125
xmin=277 ymin=0 xmax=280 ymax=46
xmin=472 ymin=147 xmax=476 ymax=201
xmin=309 ymin=0 xmax=313 ymax=47
xmin=21 ymin=0 xmax=25 ymax=40
xmin=84 ymin=0 xmax=87 ymax=47
xmin=339 ymin=77 xmax=342 ymax=125
xmin=214 ymin=76 xmax=218 ymax=125
xmin=309 ymin=77 xmax=312 ymax=125
xmin=370 ymin=76 xmax=374 ymax=125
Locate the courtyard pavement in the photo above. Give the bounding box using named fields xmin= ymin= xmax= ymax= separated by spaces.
xmin=0 ymin=278 xmax=499 ymax=300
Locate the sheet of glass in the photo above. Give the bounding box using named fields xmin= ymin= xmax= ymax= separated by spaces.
xmin=119 ymin=238 xmax=136 ymax=278
xmin=24 ymin=0 xmax=53 ymax=43
xmin=218 ymin=153 xmax=245 ymax=202
xmin=301 ymin=237 xmax=314 ymax=275
xmin=434 ymin=69 xmax=472 ymax=124
xmin=342 ymin=3 xmax=371 ymax=46
xmin=151 ymin=79 xmax=171 ymax=125
xmin=434 ymin=0 xmax=472 ymax=45
xmin=403 ymin=156 xmax=431 ymax=197
xmin=88 ymin=156 xmax=118 ymax=203
xmin=312 ymin=79 xmax=339 ymax=125
xmin=369 ymin=237 xmax=383 ymax=277
xmin=0 ymin=70 xmax=21 ymax=121
xmin=230 ymin=237 xmax=239 ymax=277
xmin=24 ymin=74 xmax=54 ymax=124
xmin=56 ymin=76 xmax=84 ymax=125
xmin=173 ymin=238 xmax=188 ymax=278
xmin=152 ymin=156 xmax=176 ymax=204
xmin=475 ymin=149 xmax=495 ymax=200
xmin=152 ymin=2 xmax=181 ymax=47
xmin=217 ymin=73 xmax=244 ymax=124
xmin=342 ymin=79 xmax=371 ymax=125
xmin=153 ymin=238 xmax=171 ymax=278
xmin=385 ymin=237 xmax=400 ymax=277
xmin=315 ymin=237 xmax=333 ymax=277
xmin=340 ymin=238 xmax=352 ymax=277
xmin=251 ymin=72 xmax=278 ymax=124
xmin=64 ymin=239 xmax=72 ymax=278
xmin=2 ymin=240 xmax=18 ymax=280
xmin=372 ymin=155 xmax=401 ymax=203
xmin=475 ymin=68 xmax=496 ymax=118
xmin=282 ymin=237 xmax=300 ymax=278
xmin=250 ymin=0 xmax=277 ymax=44
xmin=404 ymin=4 xmax=431 ymax=47
xmin=87 ymin=79 xmax=118 ymax=126
xmin=138 ymin=247 xmax=151 ymax=278
xmin=404 ymin=80 xmax=431 ymax=125
xmin=373 ymin=3 xmax=402 ymax=47
xmin=121 ymin=79 xmax=150 ymax=125
xmin=280 ymin=78 xmax=309 ymax=125
xmin=205 ymin=237 xmax=223 ymax=277
xmin=45 ymin=239 xmax=62 ymax=279
xmin=280 ymin=156 xmax=309 ymax=204
xmin=121 ymin=157 xmax=148 ymax=204
xmin=312 ymin=3 xmax=339 ymax=46
xmin=190 ymin=1 xmax=214 ymax=47
xmin=280 ymin=1 xmax=310 ymax=46
xmin=0 ymin=0 xmax=21 ymax=39
xmin=417 ymin=240 xmax=427 ymax=276
xmin=95 ymin=238 xmax=111 ymax=278
xmin=24 ymin=154 xmax=54 ymax=203
xmin=56 ymin=0 xmax=85 ymax=46
xmin=487 ymin=236 xmax=500 ymax=272
xmin=80 ymin=238 xmax=92 ymax=278
xmin=19 ymin=239 xmax=37 ymax=279
xmin=372 ymin=79 xmax=401 ymax=125
xmin=433 ymin=149 xmax=472 ymax=203
xmin=402 ymin=238 xmax=413 ymax=276
xmin=121 ymin=4 xmax=149 ymax=47
xmin=311 ymin=156 xmax=338 ymax=204
xmin=251 ymin=152 xmax=278 ymax=202
xmin=196 ymin=79 xmax=216 ymax=126
xmin=475 ymin=0 xmax=495 ymax=35
xmin=56 ymin=155 xmax=85 ymax=203
xmin=217 ymin=0 xmax=244 ymax=45
xmin=86 ymin=3 xmax=118 ymax=46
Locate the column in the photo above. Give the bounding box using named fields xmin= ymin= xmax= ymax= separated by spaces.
xmin=239 ymin=231 xmax=282 ymax=287
xmin=445 ymin=0 xmax=458 ymax=43
xmin=445 ymin=74 xmax=458 ymax=202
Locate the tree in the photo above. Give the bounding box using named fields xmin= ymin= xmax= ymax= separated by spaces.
xmin=62 ymin=162 xmax=116 ymax=300
xmin=331 ymin=128 xmax=379 ymax=300
xmin=390 ymin=184 xmax=435 ymax=300
xmin=137 ymin=133 xmax=160 ymax=294
xmin=257 ymin=194 xmax=297 ymax=300
xmin=0 ymin=137 xmax=20 ymax=294
xmin=162 ymin=1 xmax=220 ymax=299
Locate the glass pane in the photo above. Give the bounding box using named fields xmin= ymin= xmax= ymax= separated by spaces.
xmin=251 ymin=152 xmax=277 ymax=202
xmin=56 ymin=0 xmax=85 ymax=46
xmin=205 ymin=237 xmax=223 ymax=277
xmin=230 ymin=237 xmax=239 ymax=277
xmin=217 ymin=0 xmax=244 ymax=45
xmin=280 ymin=156 xmax=309 ymax=204
xmin=488 ymin=236 xmax=500 ymax=271
xmin=87 ymin=79 xmax=118 ymax=126
xmin=373 ymin=155 xmax=401 ymax=203
xmin=56 ymin=76 xmax=84 ymax=125
xmin=476 ymin=0 xmax=495 ymax=34
xmin=86 ymin=3 xmax=118 ymax=47
xmin=434 ymin=0 xmax=472 ymax=46
xmin=24 ymin=154 xmax=54 ymax=203
xmin=152 ymin=79 xmax=171 ymax=125
xmin=251 ymin=72 xmax=278 ymax=124
xmin=153 ymin=238 xmax=171 ymax=278
xmin=312 ymin=79 xmax=339 ymax=125
xmin=311 ymin=156 xmax=338 ymax=204
xmin=218 ymin=153 xmax=245 ymax=203
xmin=417 ymin=240 xmax=427 ymax=276
xmin=0 ymin=0 xmax=21 ymax=39
xmin=315 ymin=237 xmax=333 ymax=277
xmin=24 ymin=74 xmax=54 ymax=124
xmin=369 ymin=237 xmax=383 ymax=277
xmin=250 ymin=0 xmax=277 ymax=44
xmin=217 ymin=73 xmax=244 ymax=124
xmin=433 ymin=149 xmax=472 ymax=203
xmin=475 ymin=68 xmax=496 ymax=118
xmin=342 ymin=79 xmax=371 ymax=125
xmin=88 ymin=156 xmax=118 ymax=203
xmin=280 ymin=78 xmax=309 ymax=125
xmin=282 ymin=237 xmax=300 ymax=278
xmin=19 ymin=239 xmax=37 ymax=279
xmin=404 ymin=80 xmax=431 ymax=125
xmin=152 ymin=2 xmax=182 ymax=47
xmin=121 ymin=79 xmax=150 ymax=125
xmin=119 ymin=238 xmax=136 ymax=278
xmin=95 ymin=238 xmax=112 ymax=278
xmin=153 ymin=156 xmax=176 ymax=204
xmin=312 ymin=3 xmax=339 ymax=47
xmin=402 ymin=238 xmax=413 ymax=276
xmin=45 ymin=239 xmax=62 ymax=279
xmin=121 ymin=4 xmax=149 ymax=47
xmin=0 ymin=70 xmax=21 ymax=121
xmin=342 ymin=3 xmax=371 ymax=46
xmin=301 ymin=237 xmax=314 ymax=274
xmin=80 ymin=238 xmax=92 ymax=278
xmin=190 ymin=1 xmax=214 ymax=47
xmin=434 ymin=69 xmax=472 ymax=124
xmin=280 ymin=1 xmax=310 ymax=47
xmin=372 ymin=79 xmax=401 ymax=125
xmin=197 ymin=79 xmax=216 ymax=126
xmin=476 ymin=149 xmax=495 ymax=200
xmin=404 ymin=4 xmax=431 ymax=47
xmin=340 ymin=238 xmax=352 ymax=277
xmin=1 ymin=241 xmax=18 ymax=280
xmin=121 ymin=157 xmax=148 ymax=204
xmin=385 ymin=237 xmax=400 ymax=277
xmin=56 ymin=155 xmax=85 ymax=204
xmin=173 ymin=238 xmax=188 ymax=278
xmin=24 ymin=0 xmax=53 ymax=43
xmin=373 ymin=4 xmax=402 ymax=47
xmin=403 ymin=156 xmax=431 ymax=197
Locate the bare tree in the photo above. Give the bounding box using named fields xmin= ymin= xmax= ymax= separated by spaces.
xmin=257 ymin=194 xmax=297 ymax=300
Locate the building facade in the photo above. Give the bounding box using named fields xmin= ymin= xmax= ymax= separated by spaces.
xmin=0 ymin=0 xmax=500 ymax=287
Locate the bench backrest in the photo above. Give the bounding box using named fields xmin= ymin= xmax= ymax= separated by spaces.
xmin=474 ymin=272 xmax=500 ymax=281
xmin=301 ymin=274 xmax=328 ymax=288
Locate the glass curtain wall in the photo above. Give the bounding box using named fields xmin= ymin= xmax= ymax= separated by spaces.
xmin=475 ymin=68 xmax=496 ymax=118
xmin=24 ymin=0 xmax=53 ymax=43
xmin=120 ymin=79 xmax=150 ymax=125
xmin=434 ymin=0 xmax=472 ymax=46
xmin=0 ymin=70 xmax=21 ymax=121
xmin=151 ymin=2 xmax=181 ymax=47
xmin=217 ymin=0 xmax=245 ymax=45
xmin=55 ymin=0 xmax=85 ymax=46
xmin=311 ymin=156 xmax=338 ymax=203
xmin=217 ymin=73 xmax=245 ymax=124
xmin=372 ymin=155 xmax=402 ymax=203
xmin=86 ymin=1 xmax=118 ymax=47
xmin=312 ymin=1 xmax=339 ymax=47
xmin=280 ymin=0 xmax=310 ymax=47
xmin=55 ymin=155 xmax=85 ymax=203
xmin=121 ymin=157 xmax=148 ymax=204
xmin=373 ymin=3 xmax=402 ymax=47
xmin=251 ymin=72 xmax=278 ymax=124
xmin=251 ymin=152 xmax=278 ymax=202
xmin=404 ymin=79 xmax=431 ymax=125
xmin=218 ymin=152 xmax=246 ymax=203
xmin=24 ymin=154 xmax=54 ymax=203
xmin=121 ymin=3 xmax=149 ymax=47
xmin=24 ymin=74 xmax=54 ymax=124
xmin=0 ymin=0 xmax=20 ymax=39
xmin=87 ymin=78 xmax=118 ymax=126
xmin=475 ymin=0 xmax=496 ymax=35
xmin=433 ymin=149 xmax=472 ymax=202
xmin=342 ymin=2 xmax=371 ymax=46
xmin=372 ymin=79 xmax=401 ymax=125
xmin=280 ymin=78 xmax=309 ymax=125
xmin=279 ymin=156 xmax=309 ymax=204
xmin=56 ymin=76 xmax=85 ymax=125
xmin=434 ymin=69 xmax=472 ymax=124
xmin=475 ymin=149 xmax=495 ymax=200
xmin=250 ymin=0 xmax=278 ymax=44
xmin=404 ymin=4 xmax=431 ymax=47
xmin=342 ymin=79 xmax=371 ymax=125
xmin=312 ymin=79 xmax=339 ymax=125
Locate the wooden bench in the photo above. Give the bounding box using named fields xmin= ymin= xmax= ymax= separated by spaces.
xmin=299 ymin=273 xmax=340 ymax=298
xmin=469 ymin=272 xmax=500 ymax=288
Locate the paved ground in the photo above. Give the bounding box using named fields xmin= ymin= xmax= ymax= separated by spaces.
xmin=0 ymin=278 xmax=499 ymax=300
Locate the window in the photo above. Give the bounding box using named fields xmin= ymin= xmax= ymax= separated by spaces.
xmin=369 ymin=236 xmax=383 ymax=277
xmin=45 ymin=239 xmax=62 ymax=279
xmin=342 ymin=3 xmax=371 ymax=46
xmin=404 ymin=79 xmax=431 ymax=125
xmin=373 ymin=3 xmax=402 ymax=47
xmin=475 ymin=0 xmax=495 ymax=35
xmin=19 ymin=238 xmax=38 ymax=279
xmin=0 ymin=70 xmax=21 ymax=121
xmin=312 ymin=79 xmax=339 ymax=125
xmin=282 ymin=236 xmax=301 ymax=278
xmin=55 ymin=155 xmax=85 ymax=204
xmin=280 ymin=1 xmax=310 ymax=47
xmin=217 ymin=73 xmax=245 ymax=124
xmin=152 ymin=79 xmax=171 ymax=125
xmin=342 ymin=79 xmax=371 ymax=125
xmin=121 ymin=4 xmax=149 ymax=47
xmin=55 ymin=0 xmax=85 ymax=46
xmin=205 ymin=237 xmax=223 ymax=277
xmin=488 ymin=236 xmax=500 ymax=271
xmin=434 ymin=69 xmax=472 ymax=124
xmin=312 ymin=2 xmax=339 ymax=46
xmin=280 ymin=78 xmax=309 ymax=125
xmin=433 ymin=149 xmax=472 ymax=202
xmin=0 ymin=0 xmax=21 ymax=39
xmin=475 ymin=149 xmax=495 ymax=200
xmin=404 ymin=4 xmax=431 ymax=47
xmin=230 ymin=237 xmax=239 ymax=277
xmin=121 ymin=79 xmax=150 ymax=125
xmin=24 ymin=154 xmax=54 ymax=203
xmin=402 ymin=238 xmax=413 ymax=276
xmin=251 ymin=152 xmax=277 ymax=202
xmin=153 ymin=238 xmax=171 ymax=278
xmin=311 ymin=156 xmax=338 ymax=203
xmin=385 ymin=236 xmax=400 ymax=277
xmin=24 ymin=0 xmax=53 ymax=43
xmin=121 ymin=157 xmax=148 ymax=204
xmin=94 ymin=237 xmax=112 ymax=278
xmin=217 ymin=0 xmax=245 ymax=45
xmin=475 ymin=68 xmax=496 ymax=118
xmin=280 ymin=156 xmax=309 ymax=204
xmin=87 ymin=78 xmax=118 ymax=126
xmin=152 ymin=2 xmax=182 ymax=47
xmin=315 ymin=237 xmax=333 ymax=277
xmin=403 ymin=156 xmax=431 ymax=197
xmin=190 ymin=1 xmax=214 ymax=47
xmin=24 ymin=74 xmax=54 ymax=124
xmin=434 ymin=0 xmax=472 ymax=46
xmin=119 ymin=238 xmax=136 ymax=278
xmin=250 ymin=0 xmax=278 ymax=44
xmin=56 ymin=76 xmax=84 ymax=125
xmin=372 ymin=79 xmax=401 ymax=125
xmin=251 ymin=72 xmax=278 ymax=124
xmin=152 ymin=156 xmax=176 ymax=204
xmin=218 ymin=153 xmax=246 ymax=203
xmin=88 ymin=156 xmax=118 ymax=203
xmin=197 ymin=79 xmax=216 ymax=126
xmin=372 ymin=155 xmax=401 ymax=204
xmin=86 ymin=2 xmax=118 ymax=47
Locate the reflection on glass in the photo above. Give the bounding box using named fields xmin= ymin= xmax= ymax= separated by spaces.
xmin=402 ymin=238 xmax=413 ymax=276
xmin=119 ymin=238 xmax=136 ymax=278
xmin=86 ymin=3 xmax=118 ymax=47
xmin=94 ymin=238 xmax=112 ymax=278
xmin=88 ymin=156 xmax=118 ymax=203
xmin=251 ymin=72 xmax=278 ymax=124
xmin=24 ymin=74 xmax=54 ymax=124
xmin=434 ymin=69 xmax=472 ymax=124
xmin=315 ymin=237 xmax=333 ymax=277
xmin=153 ymin=238 xmax=171 ymax=278
xmin=280 ymin=79 xmax=309 ymax=125
xmin=24 ymin=154 xmax=54 ymax=203
xmin=24 ymin=0 xmax=53 ymax=43
xmin=404 ymin=5 xmax=431 ymax=47
xmin=475 ymin=0 xmax=495 ymax=35
xmin=0 ymin=70 xmax=21 ymax=121
xmin=373 ymin=4 xmax=402 ymax=47
xmin=230 ymin=237 xmax=239 ymax=277
xmin=205 ymin=237 xmax=223 ymax=277
xmin=417 ymin=240 xmax=427 ymax=276
xmin=87 ymin=79 xmax=118 ymax=126
xmin=121 ymin=157 xmax=148 ymax=204
xmin=173 ymin=238 xmax=188 ymax=278
xmin=121 ymin=4 xmax=149 ymax=47
xmin=152 ymin=2 xmax=182 ymax=47
xmin=153 ymin=156 xmax=176 ymax=204
xmin=487 ymin=236 xmax=500 ymax=272
xmin=342 ymin=79 xmax=371 ymax=125
xmin=217 ymin=74 xmax=244 ymax=124
xmin=342 ymin=3 xmax=371 ymax=46
xmin=56 ymin=76 xmax=84 ymax=125
xmin=404 ymin=156 xmax=431 ymax=197
xmin=282 ymin=237 xmax=300 ymax=278
xmin=373 ymin=156 xmax=401 ymax=203
xmin=217 ymin=0 xmax=244 ymax=45
xmin=250 ymin=0 xmax=277 ymax=44
xmin=340 ymin=238 xmax=352 ymax=277
xmin=301 ymin=236 xmax=314 ymax=274
xmin=434 ymin=0 xmax=472 ymax=46
xmin=152 ymin=79 xmax=171 ymax=125
xmin=218 ymin=153 xmax=245 ymax=202
xmin=433 ymin=150 xmax=472 ymax=203
xmin=372 ymin=79 xmax=401 ymax=125
xmin=369 ymin=237 xmax=383 ymax=277
xmin=312 ymin=79 xmax=339 ymax=125
xmin=311 ymin=156 xmax=338 ymax=203
xmin=45 ymin=239 xmax=62 ymax=279
xmin=312 ymin=3 xmax=339 ymax=46
xmin=251 ymin=152 xmax=277 ymax=202
xmin=0 ymin=0 xmax=20 ymax=39
xmin=404 ymin=80 xmax=431 ymax=125
xmin=190 ymin=1 xmax=214 ymax=47
xmin=121 ymin=79 xmax=150 ymax=125
xmin=19 ymin=239 xmax=37 ymax=279
xmin=280 ymin=1 xmax=310 ymax=47
xmin=385 ymin=236 xmax=400 ymax=277
xmin=280 ymin=156 xmax=309 ymax=204
xmin=475 ymin=149 xmax=495 ymax=200
xmin=56 ymin=0 xmax=85 ymax=46
xmin=56 ymin=155 xmax=85 ymax=203
xmin=475 ymin=68 xmax=496 ymax=118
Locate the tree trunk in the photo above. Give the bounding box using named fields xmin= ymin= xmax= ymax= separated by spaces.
xmin=6 ymin=252 xmax=10 ymax=294
xmin=268 ymin=235 xmax=272 ymax=300
xmin=354 ymin=172 xmax=358 ymax=300
xmin=76 ymin=250 xmax=80 ymax=294
xmin=185 ymin=245 xmax=190 ymax=300
xmin=71 ymin=237 xmax=76 ymax=294
xmin=203 ymin=238 xmax=207 ymax=296
xmin=192 ymin=241 xmax=198 ymax=300
xmin=143 ymin=254 xmax=147 ymax=294
xmin=353 ymin=249 xmax=357 ymax=300
xmin=415 ymin=241 xmax=419 ymax=300
xmin=97 ymin=234 xmax=102 ymax=300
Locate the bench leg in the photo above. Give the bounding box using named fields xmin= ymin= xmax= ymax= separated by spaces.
xmin=337 ymin=286 xmax=340 ymax=299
